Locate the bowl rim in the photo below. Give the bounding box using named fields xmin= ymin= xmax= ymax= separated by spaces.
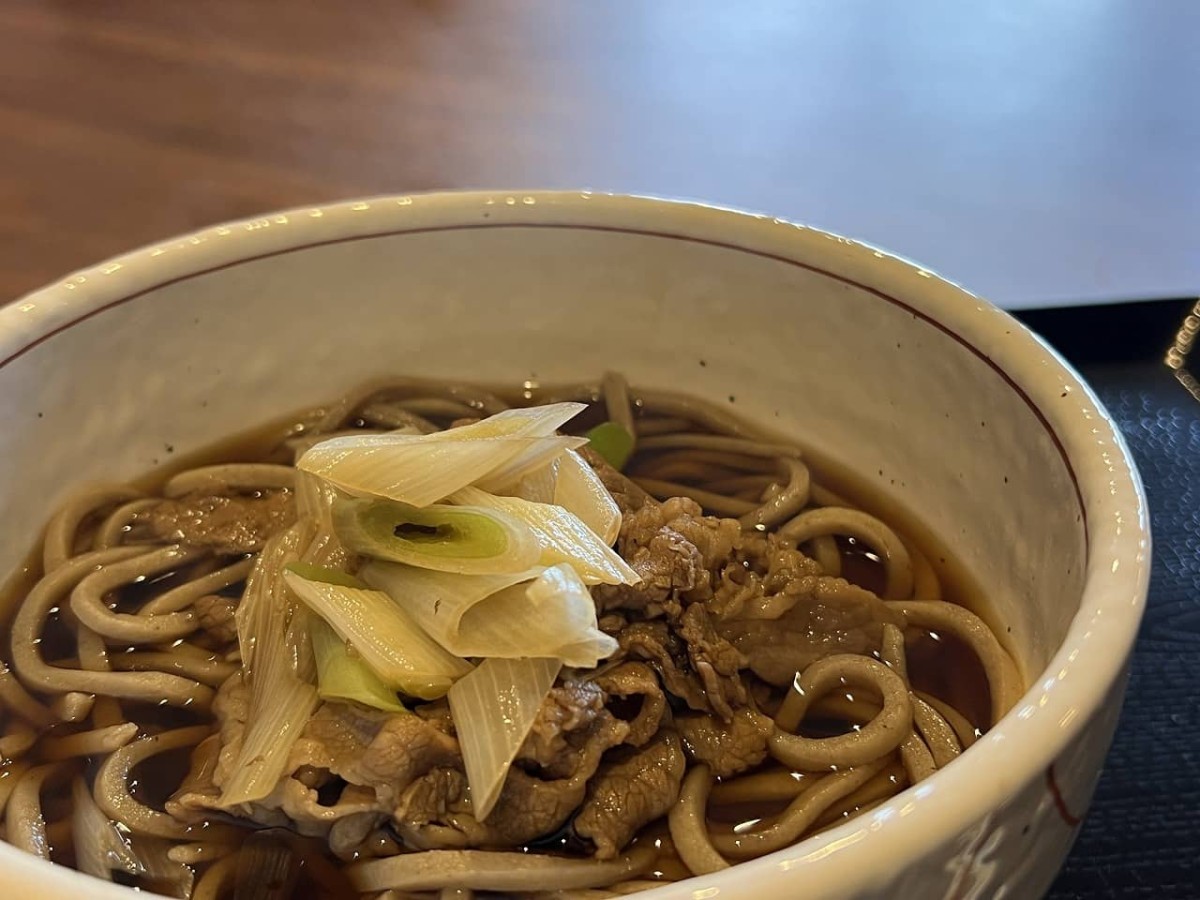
xmin=0 ymin=190 xmax=1150 ymax=898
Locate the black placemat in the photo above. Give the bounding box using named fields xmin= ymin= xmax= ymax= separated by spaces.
xmin=1044 ymin=360 xmax=1200 ymax=898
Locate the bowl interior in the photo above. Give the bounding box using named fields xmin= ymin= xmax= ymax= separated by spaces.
xmin=0 ymin=217 xmax=1085 ymax=674
xmin=0 ymin=193 xmax=1137 ymax=899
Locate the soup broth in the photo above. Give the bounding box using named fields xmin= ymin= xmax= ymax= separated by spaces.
xmin=0 ymin=375 xmax=1023 ymax=899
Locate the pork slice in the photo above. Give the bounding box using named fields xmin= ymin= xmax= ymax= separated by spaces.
xmin=143 ymin=489 xmax=295 ymax=554
xmin=718 ymin=575 xmax=904 ymax=686
xmin=517 ymin=681 xmax=627 ymax=779
xmin=294 ymin=702 xmax=460 ymax=809
xmin=573 ymin=729 xmax=686 ymax=859
xmin=394 ymin=712 xmax=628 ymax=849
xmin=594 ymin=662 xmax=668 ymax=747
xmin=677 ymin=707 xmax=774 ymax=778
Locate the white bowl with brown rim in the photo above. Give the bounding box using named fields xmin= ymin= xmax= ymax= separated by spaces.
xmin=0 ymin=191 xmax=1148 ymax=898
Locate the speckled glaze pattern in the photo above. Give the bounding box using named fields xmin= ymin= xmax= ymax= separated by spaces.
xmin=0 ymin=192 xmax=1149 ymax=899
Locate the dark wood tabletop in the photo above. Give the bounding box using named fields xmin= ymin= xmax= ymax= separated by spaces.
xmin=2 ymin=0 xmax=1198 ymax=309
xmin=1 ymin=4 xmax=1198 ymax=898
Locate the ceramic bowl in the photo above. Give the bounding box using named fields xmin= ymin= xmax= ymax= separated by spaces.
xmin=0 ymin=191 xmax=1148 ymax=898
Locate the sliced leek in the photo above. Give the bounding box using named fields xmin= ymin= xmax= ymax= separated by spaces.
xmin=450 ymin=487 xmax=638 ymax=586
xmin=448 ymin=656 xmax=562 ymax=821
xmin=584 ymin=421 xmax=635 ymax=470
xmin=283 ymin=568 xmax=472 ymax=700
xmin=332 ymin=497 xmax=541 ymax=574
xmin=297 ymin=402 xmax=588 ymax=507
xmin=508 ymin=457 xmax=560 ymax=504
xmin=361 ymin=561 xmax=617 ymax=666
xmin=554 ymin=449 xmax=621 ymax=545
xmin=310 ymin=615 xmax=407 ymax=713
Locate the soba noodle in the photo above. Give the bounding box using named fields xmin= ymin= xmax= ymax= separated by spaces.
xmin=0 ymin=374 xmax=1022 ymax=898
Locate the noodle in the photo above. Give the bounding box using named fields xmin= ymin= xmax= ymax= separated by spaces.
xmin=0 ymin=663 xmax=57 ymax=728
xmin=349 ymin=846 xmax=658 ymax=893
xmin=779 ymin=507 xmax=914 ymax=600
xmin=884 ymin=600 xmax=1023 ymax=723
xmin=164 ymin=464 xmax=296 ymax=497
xmin=41 ymin=722 xmax=139 ymax=761
xmin=6 ymin=761 xmax=71 ymax=858
xmin=668 ymin=766 xmax=729 ymax=875
xmin=0 ymin=374 xmax=1022 ymax=897
xmin=708 ymin=759 xmax=891 ymax=860
xmin=69 ymin=545 xmax=205 ymax=644
xmin=0 ymin=720 xmax=36 ymax=762
xmin=771 ymin=656 xmax=913 ymax=770
xmin=94 ymin=726 xmax=234 ymax=841
xmin=42 ymin=485 xmax=143 ymax=572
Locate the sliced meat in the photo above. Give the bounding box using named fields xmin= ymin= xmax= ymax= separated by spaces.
xmin=709 ymin=532 xmax=825 ymax=620
xmin=143 ymin=489 xmax=295 ymax=554
xmin=193 ymin=594 xmax=238 ymax=644
xmin=594 ymin=531 xmax=705 ymax=618
xmin=617 ymin=621 xmax=709 ymax=713
xmin=718 ymin=575 xmax=904 ymax=686
xmin=292 ymin=702 xmax=460 ymax=810
xmin=391 ymin=768 xmax=479 ymax=849
xmin=486 ymin=767 xmax=597 ymax=847
xmin=488 ymin=708 xmax=628 ymax=845
xmin=518 ymin=681 xmax=626 ymax=779
xmin=649 ymin=498 xmax=741 ymax=575
xmin=395 ymin=712 xmax=628 ymax=850
xmin=329 ymin=809 xmax=387 ymax=858
xmin=272 ymin=778 xmax=380 ymax=843
xmin=618 ymin=497 xmax=739 ymax=574
xmin=208 ymin=671 xmax=252 ymax=790
xmin=675 ymin=603 xmax=748 ymax=720
xmin=178 ymin=676 xmax=460 ymax=851
xmin=595 ymin=497 xmax=742 ymax=619
xmin=394 ymin=765 xmax=587 ymax=850
xmin=173 ymin=679 xmax=382 ymax=840
xmin=616 ymin=612 xmax=747 ymax=721
xmin=677 ymin=707 xmax=774 ymax=778
xmin=594 ymin=662 xmax=668 ymax=747
xmin=573 ymin=729 xmax=686 ymax=859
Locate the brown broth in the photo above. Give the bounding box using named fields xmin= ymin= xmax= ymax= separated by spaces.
xmin=0 ymin=380 xmax=1019 ymax=897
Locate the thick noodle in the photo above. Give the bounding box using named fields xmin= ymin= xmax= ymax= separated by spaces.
xmin=0 ymin=373 xmax=1022 ymax=897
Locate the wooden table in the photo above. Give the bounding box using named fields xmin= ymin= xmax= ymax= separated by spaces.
xmin=1 ymin=6 xmax=1197 ymax=898
xmin=2 ymin=1 xmax=1197 ymax=306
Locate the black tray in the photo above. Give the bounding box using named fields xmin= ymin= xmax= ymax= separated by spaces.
xmin=1018 ymin=301 xmax=1199 ymax=899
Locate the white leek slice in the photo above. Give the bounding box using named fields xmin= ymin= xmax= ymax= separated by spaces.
xmin=236 ymin=523 xmax=307 ymax=675
xmin=508 ymin=457 xmax=560 ymax=504
xmin=311 ymin=615 xmax=407 ymax=713
xmin=448 ymin=656 xmax=562 ymax=821
xmin=296 ymin=470 xmax=353 ymax=570
xmin=474 ymin=436 xmax=586 ymax=494
xmin=297 ymin=402 xmax=587 ymax=507
xmin=454 ymin=565 xmax=617 ymax=666
xmin=450 ymin=487 xmax=639 ymax=586
xmin=424 ymin=402 xmax=586 ymax=441
xmin=221 ymin=523 xmax=321 ymax=807
xmin=361 ymin=561 xmax=617 ymax=666
xmin=298 ymin=433 xmax=579 ymax=508
xmin=554 ymin=449 xmax=621 ymax=545
xmin=283 ymin=567 xmax=471 ymax=699
xmin=333 ymin=497 xmax=541 ymax=574
xmin=217 ymin=648 xmax=319 ymax=807
xmin=433 ymin=403 xmax=588 ymax=489
xmin=359 ymin=560 xmax=541 ymax=644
